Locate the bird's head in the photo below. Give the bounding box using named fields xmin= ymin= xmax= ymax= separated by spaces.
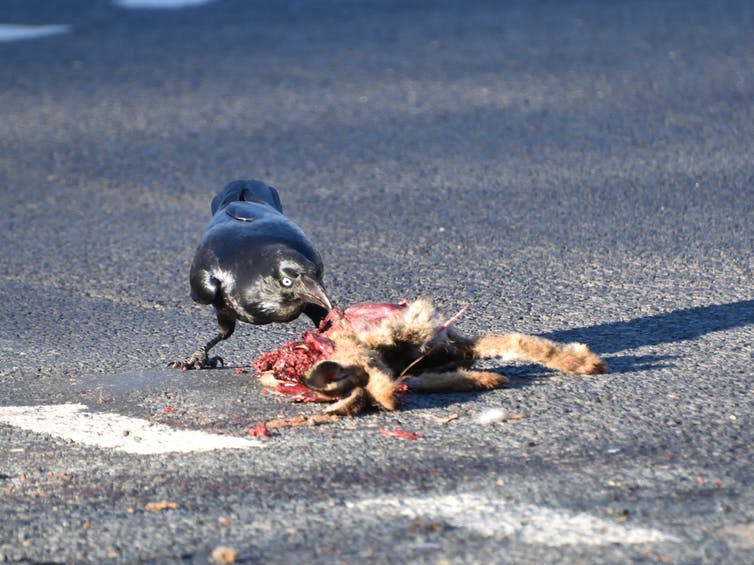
xmin=245 ymin=248 xmax=332 ymax=326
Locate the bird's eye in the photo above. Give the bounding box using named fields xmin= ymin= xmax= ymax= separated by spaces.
xmin=281 ymin=277 xmax=293 ymax=288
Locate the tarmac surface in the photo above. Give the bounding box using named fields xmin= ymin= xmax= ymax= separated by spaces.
xmin=1 ymin=0 xmax=753 ymax=563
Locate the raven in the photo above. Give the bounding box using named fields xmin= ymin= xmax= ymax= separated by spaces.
xmin=171 ymin=179 xmax=332 ymax=370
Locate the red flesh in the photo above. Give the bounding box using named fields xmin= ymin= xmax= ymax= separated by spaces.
xmin=252 ymin=301 xmax=448 ymax=402
xmin=379 ymin=427 xmax=423 ymax=440
xmin=320 ymin=301 xmax=407 ymax=334
xmin=248 ymin=423 xmax=271 ymax=438
xmin=253 ymin=302 xmax=408 ymax=387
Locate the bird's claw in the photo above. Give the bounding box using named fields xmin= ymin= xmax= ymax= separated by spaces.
xmin=205 ymin=355 xmax=224 ymax=368
xmin=168 ymin=351 xmax=224 ymax=371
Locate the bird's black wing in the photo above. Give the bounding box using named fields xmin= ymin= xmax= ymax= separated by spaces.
xmin=210 ymin=179 xmax=283 ymax=216
xmin=189 ymin=201 xmax=323 ymax=321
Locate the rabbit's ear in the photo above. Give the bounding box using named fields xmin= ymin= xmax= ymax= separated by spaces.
xmin=304 ymin=360 xmax=368 ymax=395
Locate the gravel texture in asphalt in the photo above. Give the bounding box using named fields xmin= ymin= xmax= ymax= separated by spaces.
xmin=1 ymin=1 xmax=752 ymax=562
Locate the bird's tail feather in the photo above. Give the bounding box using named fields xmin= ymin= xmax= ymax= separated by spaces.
xmin=210 ymin=179 xmax=283 ymax=215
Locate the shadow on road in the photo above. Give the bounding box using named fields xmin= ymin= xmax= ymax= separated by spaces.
xmin=542 ymin=299 xmax=754 ymax=353
xmin=541 ymin=298 xmax=754 ymax=373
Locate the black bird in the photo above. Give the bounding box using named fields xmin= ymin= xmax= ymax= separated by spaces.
xmin=172 ymin=179 xmax=332 ymax=369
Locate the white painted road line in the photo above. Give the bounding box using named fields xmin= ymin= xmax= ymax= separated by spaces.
xmin=0 ymin=403 xmax=262 ymax=454
xmin=348 ymin=493 xmax=679 ymax=546
xmin=0 ymin=24 xmax=71 ymax=42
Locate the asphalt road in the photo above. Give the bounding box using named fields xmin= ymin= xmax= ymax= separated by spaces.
xmin=1 ymin=0 xmax=753 ymax=563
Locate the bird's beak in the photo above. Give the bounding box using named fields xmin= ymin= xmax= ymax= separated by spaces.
xmin=300 ymin=276 xmax=332 ymax=311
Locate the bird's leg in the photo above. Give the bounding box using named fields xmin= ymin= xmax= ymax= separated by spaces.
xmin=182 ymin=333 xmax=227 ymax=370
xmin=170 ymin=314 xmax=236 ymax=371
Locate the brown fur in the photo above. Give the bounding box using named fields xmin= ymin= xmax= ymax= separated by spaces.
xmin=299 ymin=299 xmax=607 ymax=415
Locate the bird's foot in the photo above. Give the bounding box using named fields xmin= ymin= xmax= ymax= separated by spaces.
xmin=168 ymin=349 xmax=224 ymax=371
